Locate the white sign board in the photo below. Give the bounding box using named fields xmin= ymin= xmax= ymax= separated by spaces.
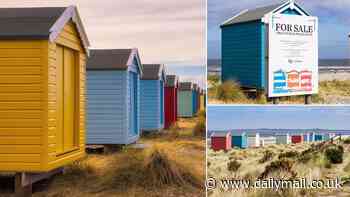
xmin=268 ymin=14 xmax=318 ymax=97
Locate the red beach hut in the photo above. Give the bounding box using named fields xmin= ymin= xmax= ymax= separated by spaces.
xmin=211 ymin=132 xmax=231 ymax=151
xmin=291 ymin=135 xmax=303 ymax=144
xmin=164 ymin=75 xmax=178 ymax=129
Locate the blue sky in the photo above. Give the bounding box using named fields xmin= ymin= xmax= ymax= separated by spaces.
xmin=208 ymin=106 xmax=350 ymax=130
xmin=208 ymin=0 xmax=350 ymax=59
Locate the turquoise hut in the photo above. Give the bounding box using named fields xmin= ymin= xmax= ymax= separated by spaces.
xmin=314 ymin=134 xmax=324 ymax=141
xmin=221 ymin=1 xmax=310 ymax=90
xmin=178 ymin=82 xmax=194 ymax=117
xmin=231 ymin=132 xmax=247 ymax=149
xmin=140 ymin=64 xmax=166 ymax=132
xmin=86 ymin=49 xmax=143 ymax=145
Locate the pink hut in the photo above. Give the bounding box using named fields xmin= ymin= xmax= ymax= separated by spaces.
xmin=300 ymin=70 xmax=312 ymax=91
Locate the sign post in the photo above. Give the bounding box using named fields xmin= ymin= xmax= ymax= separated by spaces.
xmin=268 ymin=14 xmax=318 ymax=101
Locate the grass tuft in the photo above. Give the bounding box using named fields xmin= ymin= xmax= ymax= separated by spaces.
xmin=215 ymin=80 xmax=248 ymax=102
xmin=259 ymin=150 xmax=274 ymax=163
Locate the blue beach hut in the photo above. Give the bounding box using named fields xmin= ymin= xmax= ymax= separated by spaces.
xmin=140 ymin=64 xmax=166 ymax=132
xmin=86 ymin=49 xmax=143 ymax=145
xmin=231 ymin=131 xmax=247 ymax=149
xmin=220 ymin=1 xmax=310 ymax=90
xmin=308 ymin=132 xmax=315 ymax=142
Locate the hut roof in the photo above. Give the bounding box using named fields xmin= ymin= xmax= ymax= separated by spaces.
xmin=165 ymin=75 xmax=178 ymax=87
xmin=211 ymin=132 xmax=230 ymax=137
xmin=193 ymin=83 xmax=198 ymax=91
xmin=231 ymin=131 xmax=246 ymax=136
xmin=222 ymin=4 xmax=282 ymax=26
xmin=87 ymin=49 xmax=143 ymax=74
xmin=221 ymin=1 xmax=309 ymax=27
xmin=0 ymin=6 xmax=89 ymax=53
xmin=178 ymin=82 xmax=193 ymax=91
xmin=141 ymin=64 xmax=166 ymax=80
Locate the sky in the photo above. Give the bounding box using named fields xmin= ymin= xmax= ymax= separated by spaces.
xmin=208 ymin=106 xmax=350 ymax=130
xmin=0 ymin=0 xmax=206 ymax=87
xmin=208 ymin=0 xmax=350 ymax=59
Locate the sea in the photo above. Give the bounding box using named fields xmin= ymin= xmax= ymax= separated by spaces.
xmin=207 ymin=59 xmax=350 ymax=74
xmin=207 ymin=129 xmax=350 ymax=138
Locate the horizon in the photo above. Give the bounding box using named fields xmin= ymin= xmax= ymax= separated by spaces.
xmin=208 ymin=106 xmax=350 ymax=131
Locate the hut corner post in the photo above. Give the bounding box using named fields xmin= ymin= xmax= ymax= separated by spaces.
xmin=15 ymin=173 xmax=31 ymax=197
xmin=14 ymin=168 xmax=63 ymax=197
xmin=272 ymin=97 xmax=280 ymax=104
xmin=305 ymin=95 xmax=312 ymax=104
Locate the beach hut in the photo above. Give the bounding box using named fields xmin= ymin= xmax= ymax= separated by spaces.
xmin=291 ymin=135 xmax=303 ymax=144
xmin=275 ymin=133 xmax=291 ymax=144
xmin=308 ymin=132 xmax=315 ymax=142
xmin=164 ymin=75 xmax=178 ymax=129
xmin=260 ymin=136 xmax=276 ymax=147
xmin=197 ymin=87 xmax=201 ymax=112
xmin=231 ymin=132 xmax=247 ymax=149
xmin=247 ymin=133 xmax=260 ymax=147
xmin=87 ymin=49 xmax=142 ymax=145
xmin=211 ymin=132 xmax=231 ymax=151
xmin=0 ymin=6 xmax=89 ymax=172
xmin=303 ymin=133 xmax=310 ymax=142
xmin=192 ymin=83 xmax=198 ymax=115
xmin=178 ymin=82 xmax=195 ymax=117
xmin=314 ymin=133 xmax=324 ymax=141
xmin=220 ymin=1 xmax=312 ymax=91
xmin=140 ymin=64 xmax=166 ymax=132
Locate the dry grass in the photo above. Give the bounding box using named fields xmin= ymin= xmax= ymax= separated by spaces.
xmin=208 ymin=140 xmax=350 ymax=197
xmin=0 ymin=118 xmax=205 ymax=197
xmin=207 ymin=75 xmax=350 ymax=104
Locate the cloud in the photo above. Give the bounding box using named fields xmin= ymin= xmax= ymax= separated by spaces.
xmin=0 ymin=0 xmax=205 ymax=67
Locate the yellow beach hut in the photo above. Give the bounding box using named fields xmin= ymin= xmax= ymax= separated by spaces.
xmin=0 ymin=6 xmax=89 ymax=172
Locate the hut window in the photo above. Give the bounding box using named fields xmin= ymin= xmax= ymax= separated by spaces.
xmin=56 ymin=45 xmax=79 ymax=155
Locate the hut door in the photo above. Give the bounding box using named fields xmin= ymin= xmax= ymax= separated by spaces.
xmin=128 ymin=71 xmax=138 ymax=135
xmin=56 ymin=45 xmax=77 ymax=154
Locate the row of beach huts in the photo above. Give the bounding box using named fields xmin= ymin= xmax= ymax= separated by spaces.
xmin=211 ymin=131 xmax=345 ymax=151
xmin=0 ymin=6 xmax=205 ymax=175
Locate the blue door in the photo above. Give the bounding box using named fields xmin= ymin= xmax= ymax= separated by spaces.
xmin=133 ymin=72 xmax=138 ymax=135
xmin=129 ymin=71 xmax=138 ymax=135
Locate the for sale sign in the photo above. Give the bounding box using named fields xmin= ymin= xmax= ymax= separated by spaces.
xmin=268 ymin=14 xmax=318 ymax=97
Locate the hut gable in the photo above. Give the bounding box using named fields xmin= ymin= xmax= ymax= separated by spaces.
xmin=0 ymin=6 xmax=89 ymax=54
